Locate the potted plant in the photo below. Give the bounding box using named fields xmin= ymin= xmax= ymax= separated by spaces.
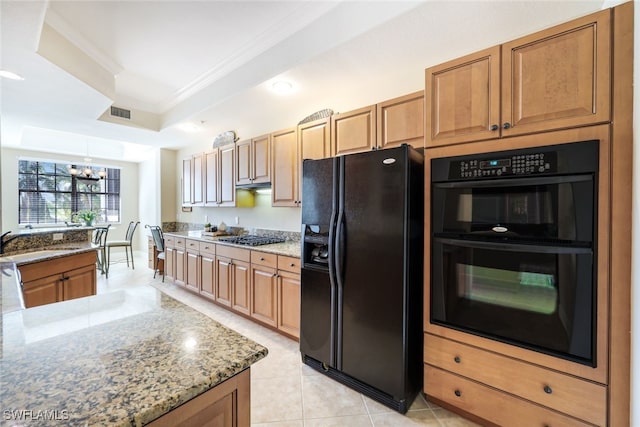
xmin=204 ymin=223 xmax=212 ymax=232
xmin=73 ymin=210 xmax=98 ymax=227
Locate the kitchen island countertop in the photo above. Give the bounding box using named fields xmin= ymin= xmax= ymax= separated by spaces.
xmin=0 ymin=278 xmax=268 ymax=426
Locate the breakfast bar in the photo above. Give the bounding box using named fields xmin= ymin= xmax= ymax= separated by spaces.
xmin=0 ymin=263 xmax=268 ymax=426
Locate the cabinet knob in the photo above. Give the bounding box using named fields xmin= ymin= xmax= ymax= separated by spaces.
xmin=503 ymin=122 xmax=512 ymax=129
xmin=290 ymin=263 xmax=295 ymax=267
xmin=454 ymin=356 xmax=461 ymax=364
xmin=454 ymin=389 xmax=461 ymax=397
xmin=543 ymin=385 xmax=553 ymax=394
xmin=260 ymin=257 xmax=265 ymax=261
xmin=490 ymin=124 xmax=499 ymax=131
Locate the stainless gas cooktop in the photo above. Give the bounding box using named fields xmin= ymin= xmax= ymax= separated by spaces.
xmin=218 ymin=235 xmax=285 ymax=246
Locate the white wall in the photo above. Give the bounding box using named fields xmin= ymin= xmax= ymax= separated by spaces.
xmin=0 ymin=147 xmax=142 ymax=249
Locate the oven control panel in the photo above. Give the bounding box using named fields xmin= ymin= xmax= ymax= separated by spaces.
xmin=451 ymin=151 xmax=557 ymax=179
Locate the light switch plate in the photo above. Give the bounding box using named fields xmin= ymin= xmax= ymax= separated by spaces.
xmin=53 ymin=233 xmax=63 ymax=241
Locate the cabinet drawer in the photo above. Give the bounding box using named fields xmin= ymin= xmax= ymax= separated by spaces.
xmin=217 ymin=245 xmax=250 ymax=262
xmin=425 ymin=366 xmax=590 ymax=427
xmin=164 ymin=235 xmax=176 ymax=248
xmin=424 ymin=334 xmax=606 ymax=425
xmin=199 ymin=241 xmax=216 ymax=256
xmin=174 ymin=237 xmax=186 ymax=249
xmin=251 ymin=251 xmax=277 ymax=268
xmin=186 ymin=239 xmax=200 ymax=251
xmin=277 ymin=255 xmax=300 ymax=273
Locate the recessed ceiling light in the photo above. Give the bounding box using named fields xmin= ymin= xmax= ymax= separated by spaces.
xmin=0 ymin=70 xmax=24 ymax=80
xmin=271 ymin=80 xmax=293 ymax=95
xmin=176 ymin=122 xmax=202 ymax=133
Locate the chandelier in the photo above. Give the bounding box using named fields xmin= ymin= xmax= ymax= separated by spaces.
xmin=68 ymin=159 xmax=106 ymax=183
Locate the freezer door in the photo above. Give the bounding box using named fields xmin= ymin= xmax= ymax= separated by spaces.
xmin=338 ymin=147 xmax=409 ymax=398
xmin=300 ymin=267 xmax=336 ymax=367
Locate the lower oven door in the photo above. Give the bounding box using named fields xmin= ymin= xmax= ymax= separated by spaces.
xmin=431 ymin=237 xmax=595 ymax=366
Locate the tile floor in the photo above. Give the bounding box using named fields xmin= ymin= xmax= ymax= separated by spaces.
xmin=98 ymin=252 xmax=479 ymax=427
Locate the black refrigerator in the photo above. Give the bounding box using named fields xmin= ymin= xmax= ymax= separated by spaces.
xmin=300 ymin=144 xmax=424 ymax=413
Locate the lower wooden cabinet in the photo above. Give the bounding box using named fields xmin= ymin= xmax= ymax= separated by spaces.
xmin=277 ymin=270 xmax=300 ymax=338
xmin=200 ymin=248 xmax=216 ymax=300
xmin=147 ymin=368 xmax=250 ymax=427
xmin=424 ymin=333 xmax=606 ymax=426
xmin=251 ymin=264 xmax=278 ymax=327
xmin=215 ymin=256 xmax=233 ymax=307
xmin=20 ymin=251 xmax=97 ymax=308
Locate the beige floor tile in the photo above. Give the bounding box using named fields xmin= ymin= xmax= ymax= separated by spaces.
xmin=252 ymin=351 xmax=303 ymax=380
xmin=370 ymin=409 xmax=441 ymax=426
xmin=304 ymin=415 xmax=374 ymax=427
xmin=252 ymin=376 xmax=303 ymax=423
xmin=432 ymin=408 xmax=481 ymax=426
xmin=302 ymin=374 xmax=368 ymax=418
xmin=252 ymin=421 xmax=304 ymax=427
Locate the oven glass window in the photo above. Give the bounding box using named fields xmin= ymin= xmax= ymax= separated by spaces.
xmin=457 ymin=264 xmax=557 ymax=314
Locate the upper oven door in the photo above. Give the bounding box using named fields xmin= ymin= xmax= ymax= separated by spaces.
xmin=432 ymin=174 xmax=595 ymax=243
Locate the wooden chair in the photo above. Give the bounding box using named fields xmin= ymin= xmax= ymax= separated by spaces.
xmin=146 ymin=225 xmax=165 ymax=282
xmin=105 ymin=221 xmax=139 ymax=277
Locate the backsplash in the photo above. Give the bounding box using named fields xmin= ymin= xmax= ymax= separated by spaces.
xmin=164 ymin=222 xmax=300 ymax=242
xmin=1 ymin=229 xmax=92 ymax=255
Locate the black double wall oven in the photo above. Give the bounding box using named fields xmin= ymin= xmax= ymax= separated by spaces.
xmin=430 ymin=140 xmax=598 ymax=366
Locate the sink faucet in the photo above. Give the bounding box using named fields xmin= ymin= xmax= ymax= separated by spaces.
xmin=0 ymin=231 xmax=21 ymax=255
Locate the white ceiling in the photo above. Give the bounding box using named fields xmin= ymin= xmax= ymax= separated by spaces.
xmin=0 ymin=0 xmax=607 ymax=162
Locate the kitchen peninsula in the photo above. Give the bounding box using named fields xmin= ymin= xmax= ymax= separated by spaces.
xmin=0 ymin=263 xmax=268 ymax=426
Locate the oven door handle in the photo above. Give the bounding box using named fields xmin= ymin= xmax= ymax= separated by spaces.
xmin=434 ymin=237 xmax=593 ymax=254
xmin=432 ymin=174 xmax=592 ymax=189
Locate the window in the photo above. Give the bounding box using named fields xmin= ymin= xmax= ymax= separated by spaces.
xmin=18 ymin=159 xmax=121 ymax=225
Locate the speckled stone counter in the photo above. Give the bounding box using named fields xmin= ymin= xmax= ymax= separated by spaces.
xmin=164 ymin=231 xmax=301 ymax=258
xmin=0 ymin=242 xmax=97 ymax=266
xmin=0 ymin=286 xmax=268 ymax=426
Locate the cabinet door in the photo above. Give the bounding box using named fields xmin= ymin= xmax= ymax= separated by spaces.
xmin=232 ymin=260 xmax=251 ymax=316
xmin=251 ymin=265 xmax=278 ymax=327
xmin=22 ymin=275 xmax=62 ymax=308
xmin=331 ymin=105 xmax=376 ymax=155
xmin=252 ymin=134 xmax=271 ymax=184
xmin=425 ymin=46 xmax=501 ymax=146
xmin=299 ymin=117 xmax=331 ymax=160
xmin=165 ymin=247 xmax=176 ymax=281
xmin=182 ymin=158 xmax=192 ymax=206
xmin=62 ymin=264 xmax=96 ymax=301
xmin=200 ymin=254 xmax=216 ymax=300
xmin=278 ymin=270 xmax=300 ymax=338
xmin=271 ymin=127 xmax=299 ymax=207
xmin=215 ymin=256 xmax=232 ymax=307
xmin=204 ymin=149 xmax=220 ymax=206
xmin=501 ymin=9 xmax=610 ymax=137
xmin=236 ymin=139 xmax=252 ymax=186
xmin=191 ymin=153 xmax=204 ymax=205
xmin=377 ymin=90 xmax=424 ymax=150
xmin=219 ymin=144 xmax=236 ymax=207
xmin=185 ymin=250 xmax=200 ymax=293
xmin=175 ymin=248 xmax=186 ymax=287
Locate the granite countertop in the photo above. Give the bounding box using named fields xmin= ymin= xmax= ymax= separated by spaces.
xmin=0 ymin=242 xmax=97 ymax=266
xmin=164 ymin=231 xmax=301 ymax=258
xmin=0 ymin=286 xmax=268 ymax=426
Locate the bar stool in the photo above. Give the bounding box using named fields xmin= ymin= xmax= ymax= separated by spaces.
xmin=146 ymin=225 xmax=165 ymax=282
xmin=91 ymin=225 xmax=111 ymax=274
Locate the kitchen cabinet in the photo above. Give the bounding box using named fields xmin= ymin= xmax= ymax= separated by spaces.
xmin=250 ymin=251 xmax=278 ymax=327
xmin=425 ymin=8 xmax=610 ymax=146
xmin=276 ymin=255 xmax=301 ymax=339
xmin=181 ymin=158 xmax=192 ymax=206
xmin=331 ymin=105 xmax=376 ymax=156
xmin=236 ymin=134 xmax=271 ymax=186
xmin=20 ymin=251 xmax=97 ymax=308
xmin=215 ymin=245 xmax=251 ymax=313
xmin=165 ymin=235 xmax=186 ymax=286
xmin=271 ymin=127 xmax=300 ymax=207
xmin=204 ymin=144 xmax=255 ymax=208
xmin=298 ymin=117 xmax=331 ymax=160
xmin=148 ymin=236 xmax=164 ymax=273
xmin=199 ymin=241 xmax=216 ymax=300
xmin=185 ymin=239 xmax=200 ymax=293
xmin=376 ymin=91 xmax=424 ymax=150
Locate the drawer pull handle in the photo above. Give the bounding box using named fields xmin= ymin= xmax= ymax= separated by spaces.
xmin=454 ymin=389 xmax=461 ymax=397
xmin=454 ymin=356 xmax=461 ymax=364
xmin=543 ymin=385 xmax=553 ymax=394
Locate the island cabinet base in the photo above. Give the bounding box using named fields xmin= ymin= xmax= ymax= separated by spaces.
xmin=148 ymin=368 xmax=250 ymax=427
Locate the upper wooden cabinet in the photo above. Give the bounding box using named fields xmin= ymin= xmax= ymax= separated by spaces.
xmin=377 ymin=90 xmax=424 ymax=150
xmin=204 ymin=149 xmax=220 ymax=206
xmin=425 ymin=9 xmax=611 ymax=146
xmin=331 ymin=105 xmax=376 ymax=156
xmin=299 ymin=117 xmax=332 ymax=161
xmin=181 ymin=158 xmax=192 ymax=206
xmin=236 ymin=134 xmax=271 ymax=186
xmin=202 ymin=144 xmax=254 ymax=208
xmin=271 ymin=127 xmax=300 ymax=207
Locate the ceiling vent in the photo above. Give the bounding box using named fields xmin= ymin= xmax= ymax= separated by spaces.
xmin=110 ymin=106 xmax=131 ymax=120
